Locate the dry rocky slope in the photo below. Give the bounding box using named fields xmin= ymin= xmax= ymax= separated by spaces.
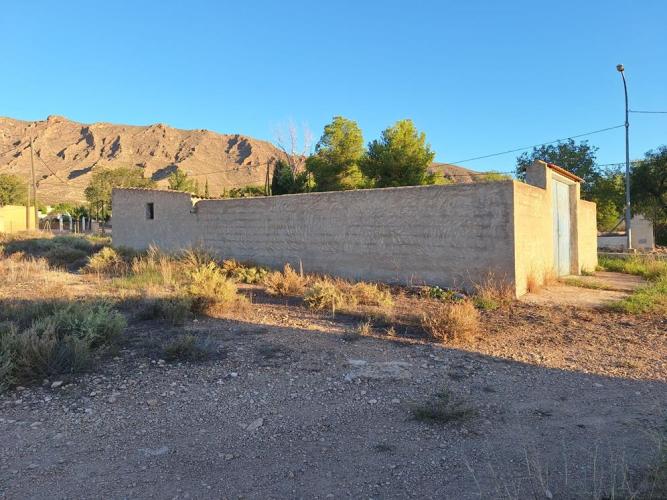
xmin=0 ymin=116 xmax=283 ymax=203
xmin=0 ymin=115 xmax=480 ymax=204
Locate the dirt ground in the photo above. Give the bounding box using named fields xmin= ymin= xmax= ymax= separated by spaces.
xmin=1 ymin=276 xmax=666 ymax=499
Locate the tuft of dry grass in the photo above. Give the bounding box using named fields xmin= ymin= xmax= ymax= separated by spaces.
xmin=263 ymin=264 xmax=306 ymax=296
xmin=186 ymin=262 xmax=246 ymax=315
xmin=349 ymin=282 xmax=394 ymax=308
xmin=304 ymin=277 xmax=354 ymax=314
xmin=84 ymin=247 xmax=127 ymax=276
xmin=473 ymin=274 xmax=514 ymax=310
xmin=421 ymin=300 xmax=480 ymax=344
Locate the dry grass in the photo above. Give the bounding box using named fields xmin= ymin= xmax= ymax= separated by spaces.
xmin=263 ymin=264 xmax=306 ymax=296
xmin=304 ymin=277 xmax=352 ymax=314
xmin=473 ymin=274 xmax=514 ymax=310
xmin=421 ymin=300 xmax=480 ymax=344
xmin=349 ymin=282 xmax=394 ymax=308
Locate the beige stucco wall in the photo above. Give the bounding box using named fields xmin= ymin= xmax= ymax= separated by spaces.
xmin=112 ymin=164 xmax=598 ymax=296
xmin=512 ymin=181 xmax=553 ymax=295
xmin=514 ymin=160 xmax=598 ymax=293
xmin=113 ymin=183 xmax=516 ymax=291
xmin=0 ymin=206 xmax=36 ymax=233
xmin=578 ymin=199 xmax=598 ymax=271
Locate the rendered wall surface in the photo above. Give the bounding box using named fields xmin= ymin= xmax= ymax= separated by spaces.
xmin=512 ymin=181 xmax=553 ymax=295
xmin=112 ymin=164 xmax=598 ymax=297
xmin=0 ymin=206 xmax=36 ymax=233
xmin=578 ymin=200 xmax=598 ymax=271
xmin=113 ymin=183 xmax=516 ymax=291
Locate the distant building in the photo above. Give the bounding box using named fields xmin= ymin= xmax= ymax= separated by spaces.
xmin=0 ymin=205 xmax=36 ymax=233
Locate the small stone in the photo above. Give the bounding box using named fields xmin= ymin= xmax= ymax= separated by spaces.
xmin=368 ymin=399 xmax=378 ymax=404
xmin=51 ymin=381 xmax=63 ymax=389
xmin=230 ymin=372 xmax=238 ymax=378
xmin=139 ymin=446 xmax=169 ymax=457
xmin=30 ymin=421 xmax=42 ymax=428
xmin=246 ymin=418 xmax=264 ymax=431
xmin=147 ymin=399 xmax=159 ymax=407
xmin=593 ymin=383 xmax=603 ymax=388
xmin=223 ymin=454 xmax=234 ymax=460
xmin=391 ymin=398 xmax=400 ymax=404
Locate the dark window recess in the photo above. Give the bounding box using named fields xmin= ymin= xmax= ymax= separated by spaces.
xmin=146 ymin=202 xmax=154 ymax=220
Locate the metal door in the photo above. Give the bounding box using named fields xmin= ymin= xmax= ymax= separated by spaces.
xmin=552 ymin=180 xmax=571 ymax=276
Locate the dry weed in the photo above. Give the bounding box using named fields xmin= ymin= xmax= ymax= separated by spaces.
xmin=421 ymin=300 xmax=480 ymax=344
xmin=263 ymin=264 xmax=306 ymax=296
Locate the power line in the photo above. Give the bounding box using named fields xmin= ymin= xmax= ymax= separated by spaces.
xmin=629 ymin=110 xmax=667 ymax=114
xmin=449 ymin=124 xmax=624 ymax=164
xmin=34 ymin=153 xmax=68 ymax=185
xmin=0 ymin=143 xmax=24 ymax=157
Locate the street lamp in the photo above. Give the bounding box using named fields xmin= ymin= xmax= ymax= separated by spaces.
xmin=616 ymin=64 xmax=632 ymax=250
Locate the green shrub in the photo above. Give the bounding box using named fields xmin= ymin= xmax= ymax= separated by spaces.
xmin=411 ymin=389 xmax=476 ymax=424
xmin=1 ymin=322 xmax=91 ymax=385
xmin=159 ymin=296 xmax=192 ymax=325
xmin=187 ymin=262 xmax=242 ymax=314
xmin=46 ymin=302 xmax=126 ymax=348
xmin=164 ymin=334 xmax=217 ymax=362
xmin=304 ymin=278 xmax=352 ymax=314
xmin=349 ymin=282 xmax=393 ymax=308
xmin=263 ymin=264 xmax=306 ymax=296
xmin=422 ymin=286 xmax=465 ymax=302
xmin=608 ymin=276 xmax=667 ymax=315
xmin=599 ymin=256 xmax=667 ymax=281
xmin=223 ymin=260 xmax=269 ymax=284
xmin=84 ymin=247 xmax=127 ymax=275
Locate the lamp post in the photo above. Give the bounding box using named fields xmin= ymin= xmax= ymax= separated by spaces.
xmin=616 ymin=64 xmax=632 ymax=250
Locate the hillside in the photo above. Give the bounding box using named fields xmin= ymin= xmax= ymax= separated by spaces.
xmin=0 ymin=116 xmax=483 ymax=204
xmin=0 ymin=115 xmax=283 ymax=203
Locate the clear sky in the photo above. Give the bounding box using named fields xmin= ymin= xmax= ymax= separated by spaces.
xmin=1 ymin=0 xmax=665 ymax=172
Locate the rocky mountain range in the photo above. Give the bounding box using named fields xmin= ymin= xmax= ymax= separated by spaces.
xmin=0 ymin=115 xmax=480 ymax=204
xmin=0 ymin=115 xmax=283 ymax=203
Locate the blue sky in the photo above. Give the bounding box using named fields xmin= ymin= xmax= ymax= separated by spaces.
xmin=1 ymin=0 xmax=665 ymax=172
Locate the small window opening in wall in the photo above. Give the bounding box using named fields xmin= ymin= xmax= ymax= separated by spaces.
xmin=146 ymin=202 xmax=154 ymax=220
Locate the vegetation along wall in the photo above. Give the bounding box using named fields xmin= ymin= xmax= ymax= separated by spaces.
xmin=112 ymin=162 xmax=597 ymax=297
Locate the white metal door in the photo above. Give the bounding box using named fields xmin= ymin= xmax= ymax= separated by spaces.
xmin=552 ymin=180 xmax=571 ymax=276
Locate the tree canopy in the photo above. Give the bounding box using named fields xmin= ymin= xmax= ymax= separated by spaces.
xmin=167 ymin=168 xmax=199 ymax=194
xmin=360 ymin=119 xmax=436 ymax=188
xmin=305 ymin=116 xmax=366 ymax=191
xmin=0 ymin=173 xmax=27 ymax=206
xmin=631 ymin=146 xmax=667 ymax=229
xmin=516 ymin=139 xmax=599 ymax=196
xmin=84 ymin=166 xmax=155 ymax=218
xmin=271 ymin=159 xmax=310 ymax=195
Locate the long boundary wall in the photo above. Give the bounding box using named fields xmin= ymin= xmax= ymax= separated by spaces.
xmin=112 ymin=162 xmax=597 ymax=297
xmin=113 ymin=183 xmax=516 ymax=291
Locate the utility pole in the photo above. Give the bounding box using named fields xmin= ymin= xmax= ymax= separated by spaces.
xmin=29 ymin=137 xmax=39 ymax=231
xmin=265 ymin=160 xmax=271 ymax=196
xmin=616 ymin=64 xmax=632 ymax=250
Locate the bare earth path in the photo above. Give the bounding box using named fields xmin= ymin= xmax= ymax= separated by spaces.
xmin=520 ymin=271 xmax=646 ymax=308
xmin=1 ymin=310 xmax=665 ymax=499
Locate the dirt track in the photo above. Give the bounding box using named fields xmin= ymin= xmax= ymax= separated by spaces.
xmin=1 ymin=307 xmax=665 ymax=499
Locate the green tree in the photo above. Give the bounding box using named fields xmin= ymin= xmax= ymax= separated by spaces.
xmin=84 ymin=166 xmax=155 ymax=219
xmin=590 ymin=168 xmax=625 ymax=232
xmin=631 ymin=146 xmax=667 ymax=243
xmin=360 ymin=119 xmax=436 ymax=188
xmin=305 ymin=116 xmax=366 ymax=191
xmin=0 ymin=173 xmax=27 ymax=205
xmin=167 ymin=168 xmax=199 ymax=194
xmin=271 ymin=159 xmax=310 ymax=195
xmin=515 ymin=139 xmax=600 ymax=196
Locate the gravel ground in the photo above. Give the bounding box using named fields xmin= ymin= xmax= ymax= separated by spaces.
xmin=1 ymin=314 xmax=665 ymax=499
